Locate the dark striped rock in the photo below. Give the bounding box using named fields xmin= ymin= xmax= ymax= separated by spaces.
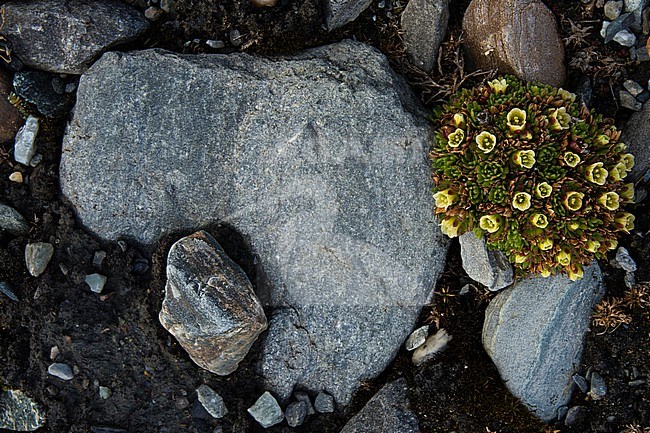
xmin=159 ymin=231 xmax=267 ymax=375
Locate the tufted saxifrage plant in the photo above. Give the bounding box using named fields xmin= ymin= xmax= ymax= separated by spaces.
xmin=430 ymin=76 xmax=636 ymax=281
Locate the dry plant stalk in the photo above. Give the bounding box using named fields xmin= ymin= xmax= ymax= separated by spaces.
xmin=592 ymin=297 xmax=633 ymax=333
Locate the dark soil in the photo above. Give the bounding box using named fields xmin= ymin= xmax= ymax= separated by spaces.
xmin=1 ymin=0 xmax=649 ymax=432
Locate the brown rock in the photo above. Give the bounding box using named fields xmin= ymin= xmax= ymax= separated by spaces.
xmin=0 ymin=70 xmax=24 ymax=143
xmin=159 ymin=230 xmax=267 ymax=375
xmin=462 ymin=0 xmax=566 ymax=87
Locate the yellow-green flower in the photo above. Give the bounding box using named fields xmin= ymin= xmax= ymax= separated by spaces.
xmin=513 ymin=253 xmax=528 ymax=264
xmin=475 ymin=131 xmax=497 ymax=153
xmin=479 ymin=215 xmax=501 ymax=233
xmin=512 ymin=192 xmax=532 ymax=211
xmin=567 ymin=263 xmax=584 ymax=281
xmin=596 ymin=134 xmax=610 ymax=145
xmin=535 ymin=182 xmax=553 ymax=199
xmin=620 ymin=183 xmax=635 ymax=202
xmin=513 ymin=150 xmax=536 ymax=169
xmin=433 ymin=189 xmax=457 ymax=210
xmin=621 ymin=153 xmax=635 ymax=171
xmin=568 ymin=221 xmax=580 ymax=230
xmin=549 ymin=107 xmax=571 ymax=131
xmin=615 ymin=212 xmax=635 ymax=233
xmin=586 ymin=240 xmax=600 ymax=253
xmin=563 ymin=152 xmax=580 ymax=168
xmin=506 ymin=108 xmax=526 ymax=132
xmin=563 ymin=191 xmax=584 ymax=211
xmin=540 ymin=267 xmax=552 ymax=277
xmin=609 ymin=161 xmax=627 ymax=182
xmin=448 ymin=128 xmax=465 ymax=148
xmin=453 ymin=113 xmax=466 ymax=128
xmin=530 ymin=213 xmax=548 ymax=228
xmin=538 ymin=238 xmax=554 ymax=251
xmin=556 ymin=249 xmax=571 ymax=266
xmin=585 ymin=162 xmax=608 ymax=185
xmin=557 ymin=88 xmax=576 ymax=102
xmin=597 ymin=191 xmax=620 ymax=211
xmin=488 ymin=78 xmax=508 ymax=94
xmin=440 ymin=216 xmax=460 ymax=238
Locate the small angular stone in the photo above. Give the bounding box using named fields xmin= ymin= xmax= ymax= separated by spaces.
xmin=9 ymin=171 xmax=23 ymax=183
xmin=99 ymin=386 xmax=111 ymax=399
xmin=0 ymin=203 xmax=29 ymax=236
xmin=294 ymin=391 xmax=316 ymax=415
xmin=285 ymin=401 xmax=307 ymax=427
xmin=615 ymin=247 xmax=637 ymax=272
xmin=25 ymin=242 xmax=54 ymax=277
xmin=405 ymin=325 xmax=429 ymax=351
xmin=85 ymin=273 xmax=107 ymax=293
xmin=247 ymin=391 xmax=284 ymax=428
xmin=0 ymin=281 xmax=18 ymax=301
xmin=159 ymin=231 xmax=267 ymax=375
xmin=14 ymin=115 xmax=40 ymax=165
xmin=314 ymin=391 xmax=335 ymax=413
xmin=614 ymin=29 xmax=637 ymax=46
xmin=620 ymin=89 xmax=643 ymax=110
xmin=572 ymin=374 xmax=589 ymax=393
xmin=604 ymin=13 xmax=635 ymax=42
xmin=588 ymin=372 xmax=608 ymax=400
xmin=460 ymin=232 xmax=513 ymax=291
xmin=400 ymin=0 xmax=449 ymax=73
xmin=564 ymin=405 xmax=587 ymax=427
xmin=144 ymin=7 xmax=163 ymax=21
xmin=412 ymin=328 xmax=452 ymax=366
xmin=93 ymin=250 xmax=107 ymax=267
xmin=0 ymin=389 xmax=46 ymax=431
xmin=605 ymin=0 xmax=624 ymax=19
xmin=624 ymin=79 xmax=645 ymax=96
xmin=48 ymin=363 xmax=74 ymax=380
xmin=197 ymin=385 xmax=228 ymax=419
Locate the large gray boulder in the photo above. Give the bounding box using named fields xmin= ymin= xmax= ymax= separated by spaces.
xmin=482 ymin=263 xmax=605 ymax=422
xmin=622 ymin=103 xmax=650 ymax=182
xmin=0 ymin=0 xmax=149 ymax=74
xmin=159 ymin=231 xmax=268 ymax=375
xmin=60 ymin=41 xmax=448 ymax=406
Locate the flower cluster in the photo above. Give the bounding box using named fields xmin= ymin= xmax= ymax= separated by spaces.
xmin=430 ymin=76 xmax=636 ymax=280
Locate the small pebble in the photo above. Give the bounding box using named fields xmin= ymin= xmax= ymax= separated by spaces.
xmin=624 ymin=79 xmax=645 ymax=96
xmin=65 ymin=83 xmax=76 ymax=94
xmin=557 ymin=406 xmax=569 ymax=421
xmin=206 ymin=39 xmax=225 ymax=49
xmin=459 ymin=283 xmax=474 ymax=295
xmin=314 ymin=391 xmax=335 ymax=413
xmin=637 ymin=90 xmax=650 ymax=102
xmin=572 ymin=373 xmax=589 ymax=393
xmin=9 ymin=171 xmax=23 ymax=183
xmin=247 ymin=391 xmax=284 ymax=428
xmin=285 ymin=401 xmax=307 ymax=427
xmin=604 ymin=0 xmax=624 ymax=19
xmin=0 ymin=281 xmax=18 ymax=301
xmin=99 ymin=386 xmax=111 ymax=399
xmin=160 ymin=0 xmax=173 ymax=13
xmin=132 ymin=258 xmax=149 ymax=275
xmin=615 ymin=246 xmax=637 ymax=272
xmin=636 ymin=46 xmax=650 ymax=61
xmin=251 ymin=0 xmax=278 ymax=6
xmin=196 ymin=385 xmax=227 ymax=419
xmin=629 ymin=379 xmax=646 ymax=386
xmin=412 ymin=328 xmax=452 ymax=366
xmin=85 ymin=273 xmax=107 ymax=293
xmin=294 ymin=391 xmax=316 ymax=415
xmin=229 ymin=29 xmax=243 ymax=47
xmin=48 ymin=363 xmax=74 ymax=380
xmin=405 ymin=325 xmax=429 ymax=351
xmin=51 ymin=77 xmax=65 ymax=95
xmin=588 ymin=372 xmax=608 ymax=400
xmin=175 ymin=396 xmax=190 ymax=410
xmin=601 ymin=20 xmax=611 ymax=38
xmin=29 ymin=153 xmax=42 ymax=167
xmin=614 ymin=29 xmax=637 ymax=46
xmin=564 ymin=405 xmax=587 ymax=427
xmin=144 ymin=6 xmax=163 ymax=21
xmin=14 ymin=115 xmax=40 ymax=165
xmin=50 ymin=346 xmax=60 ymax=360
xmin=25 ymin=242 xmax=54 ymax=277
xmin=93 ymin=250 xmax=107 ymax=268
xmin=620 ymin=89 xmax=643 ymax=110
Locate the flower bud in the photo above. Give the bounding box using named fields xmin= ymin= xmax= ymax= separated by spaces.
xmin=488 ymin=78 xmax=508 ymax=94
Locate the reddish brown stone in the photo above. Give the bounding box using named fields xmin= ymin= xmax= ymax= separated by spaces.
xmin=462 ymin=0 xmax=566 ymax=87
xmin=0 ymin=69 xmax=24 ymax=143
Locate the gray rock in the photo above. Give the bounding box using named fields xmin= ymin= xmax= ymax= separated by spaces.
xmin=285 ymin=401 xmax=307 ymax=427
xmin=14 ymin=115 xmax=40 ymax=165
xmin=25 ymin=242 xmax=54 ymax=277
xmin=482 ymin=263 xmax=605 ymax=422
xmin=613 ymin=29 xmax=637 ymax=46
xmin=564 ymin=405 xmax=587 ymax=427
xmin=624 ymin=0 xmax=649 ymax=30
xmin=614 ymin=247 xmax=637 ymax=272
xmin=625 ymin=271 xmax=636 ymax=288
xmin=160 ymin=0 xmax=174 ymax=13
xmin=13 ymin=71 xmax=69 ymax=118
xmin=0 ymin=0 xmax=150 ymax=74
xmin=405 ymin=325 xmax=429 ymax=351
xmin=462 ymin=0 xmax=566 ymax=87
xmin=605 ymin=0 xmax=624 ymax=19
xmin=93 ymin=250 xmax=107 ymax=268
xmin=99 ymin=386 xmax=111 ymax=400
xmin=159 ymin=231 xmax=267 ymax=375
xmin=411 ymin=328 xmax=451 ymax=366
xmin=197 ymin=385 xmax=228 ymax=419
xmin=588 ymin=372 xmax=608 ymax=400
xmin=0 ymin=203 xmax=29 ymax=236
xmin=459 ymin=232 xmax=513 ymax=291
xmin=247 ymin=391 xmax=284 ymax=428
xmin=324 ymin=0 xmax=373 ymax=30
xmin=622 ymin=102 xmax=650 ymax=181
xmin=48 ymin=362 xmax=74 ymax=380
xmin=620 ymin=89 xmax=643 ymax=110
xmin=0 ymin=389 xmax=46 ymax=431
xmin=400 ymin=0 xmax=449 ymax=73
xmin=294 ymin=391 xmax=315 ymax=415
xmin=0 ymin=281 xmax=18 ymax=301
xmin=85 ymin=273 xmax=107 ymax=293
xmin=314 ymin=391 xmax=335 ymax=413
xmin=59 ymin=42 xmax=448 ymax=405
xmin=603 ymin=13 xmax=635 ymax=42
xmin=624 ymin=79 xmax=645 ymax=96
xmin=340 ymin=379 xmax=420 ymax=433
xmin=144 ymin=7 xmax=164 ymax=21
xmin=572 ymin=373 xmax=589 ymax=393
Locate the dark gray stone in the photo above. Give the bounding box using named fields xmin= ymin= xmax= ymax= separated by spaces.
xmin=564 ymin=405 xmax=587 ymax=427
xmin=572 ymin=374 xmax=589 ymax=393
xmin=0 ymin=0 xmax=150 ymax=74
xmin=482 ymin=263 xmax=605 ymax=422
xmin=294 ymin=392 xmax=315 ymax=415
xmin=48 ymin=362 xmax=74 ymax=380
xmin=0 ymin=389 xmax=46 ymax=431
xmin=13 ymin=71 xmax=69 ymax=118
xmin=459 ymin=232 xmax=513 ymax=291
xmin=0 ymin=281 xmax=18 ymax=301
xmin=314 ymin=392 xmax=335 ymax=413
xmin=0 ymin=203 xmax=29 ymax=236
xmin=324 ymin=0 xmax=373 ymax=30
xmin=621 ymin=89 xmax=642 ymax=110
xmin=603 ymin=13 xmax=635 ymax=42
xmin=339 ymin=379 xmax=420 ymax=433
xmin=622 ymin=102 xmax=650 ymax=181
xmin=197 ymin=385 xmax=228 ymax=419
xmin=59 ymin=42 xmax=448 ymax=405
xmin=285 ymin=401 xmax=307 ymax=427
xmin=624 ymin=0 xmax=649 ymax=30
xmin=588 ymin=372 xmax=608 ymax=400
xmin=159 ymin=231 xmax=267 ymax=375
xmin=247 ymin=391 xmax=284 ymax=428
xmin=25 ymin=242 xmax=54 ymax=277
xmin=400 ymin=0 xmax=449 ymax=73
